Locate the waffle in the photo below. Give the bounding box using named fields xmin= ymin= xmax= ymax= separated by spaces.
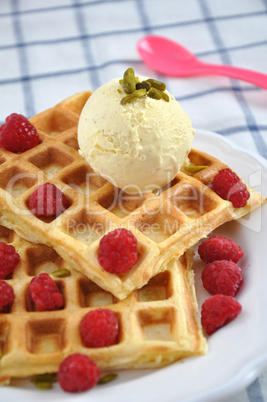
xmin=0 ymin=225 xmax=206 ymax=382
xmin=0 ymin=92 xmax=263 ymax=299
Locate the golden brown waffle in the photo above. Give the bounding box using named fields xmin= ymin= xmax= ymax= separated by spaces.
xmin=0 ymin=225 xmax=206 ymax=382
xmin=0 ymin=92 xmax=263 ymax=299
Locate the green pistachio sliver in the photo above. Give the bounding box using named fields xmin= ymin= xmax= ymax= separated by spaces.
xmin=136 ymin=81 xmax=151 ymax=91
xmin=98 ymin=373 xmax=118 ymax=385
xmin=51 ymin=268 xmax=70 ymax=278
xmin=146 ymin=78 xmax=166 ymax=91
xmin=122 ymin=68 xmax=136 ymax=94
xmin=147 ymin=87 xmax=169 ymax=102
xmin=159 ymin=90 xmax=169 ymax=102
xmin=119 ymin=76 xmax=137 ymax=93
xmin=121 ymin=88 xmax=147 ymax=105
xmin=31 ymin=373 xmax=57 ymax=390
xmin=147 ymin=87 xmax=162 ymax=100
xmin=184 ymin=165 xmax=208 ymax=173
xmin=33 ymin=381 xmax=52 ymax=390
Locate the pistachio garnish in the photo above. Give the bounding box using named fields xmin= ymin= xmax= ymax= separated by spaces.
xmin=51 ymin=268 xmax=70 ymax=278
xmin=31 ymin=373 xmax=57 ymax=390
xmin=33 ymin=380 xmax=52 ymax=390
xmin=160 ymin=90 xmax=170 ymax=102
xmin=98 ymin=373 xmax=118 ymax=384
xmin=184 ymin=165 xmax=208 ymax=173
xmin=147 ymin=87 xmax=162 ymax=100
xmin=146 ymin=78 xmax=166 ymax=91
xmin=147 ymin=87 xmax=169 ymax=102
xmin=136 ymin=81 xmax=151 ymax=91
xmin=122 ymin=68 xmax=136 ymax=94
xmin=119 ymin=68 xmax=169 ymax=104
xmin=121 ymin=88 xmax=147 ymax=105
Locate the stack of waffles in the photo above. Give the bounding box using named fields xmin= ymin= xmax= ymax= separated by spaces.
xmin=0 ymin=91 xmax=264 ymax=383
xmin=0 ymin=225 xmax=205 ymax=380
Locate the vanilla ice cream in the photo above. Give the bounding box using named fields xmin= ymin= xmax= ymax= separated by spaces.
xmin=78 ymin=74 xmax=194 ymax=193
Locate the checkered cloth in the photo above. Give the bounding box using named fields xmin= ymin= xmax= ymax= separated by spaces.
xmin=0 ymin=0 xmax=267 ymax=400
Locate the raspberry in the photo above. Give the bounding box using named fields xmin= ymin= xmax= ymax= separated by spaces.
xmin=198 ymin=235 xmax=243 ymax=264
xmin=0 ymin=242 xmax=20 ymax=279
xmin=97 ymin=228 xmax=138 ymax=274
xmin=58 ymin=353 xmax=100 ymax=393
xmin=29 ymin=273 xmax=63 ymax=311
xmin=0 ymin=280 xmax=15 ymax=312
xmin=80 ymin=308 xmax=119 ymax=348
xmin=211 ymin=168 xmax=250 ymax=208
xmin=201 ymin=260 xmax=243 ymax=297
xmin=0 ymin=113 xmax=39 ymax=153
xmin=28 ymin=183 xmax=69 ymax=217
xmin=201 ymin=294 xmax=242 ymax=335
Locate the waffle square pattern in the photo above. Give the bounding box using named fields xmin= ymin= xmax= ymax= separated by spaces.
xmin=0 ymin=92 xmax=263 ymax=299
xmin=0 ymin=226 xmax=206 ymax=381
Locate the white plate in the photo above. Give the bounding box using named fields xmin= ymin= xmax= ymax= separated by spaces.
xmin=2 ymin=130 xmax=267 ymax=402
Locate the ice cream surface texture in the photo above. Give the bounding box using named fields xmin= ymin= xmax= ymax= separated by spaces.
xmin=78 ymin=73 xmax=194 ymax=193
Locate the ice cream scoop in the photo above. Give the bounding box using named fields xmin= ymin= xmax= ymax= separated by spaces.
xmin=78 ymin=70 xmax=194 ymax=193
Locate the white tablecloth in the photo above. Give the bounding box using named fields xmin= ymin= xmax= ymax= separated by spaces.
xmin=0 ymin=1 xmax=267 ymax=400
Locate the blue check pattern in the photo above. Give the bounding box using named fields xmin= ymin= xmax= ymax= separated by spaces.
xmin=0 ymin=0 xmax=267 ymax=400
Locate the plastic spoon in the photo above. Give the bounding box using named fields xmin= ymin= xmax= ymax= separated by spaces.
xmin=137 ymin=35 xmax=267 ymax=89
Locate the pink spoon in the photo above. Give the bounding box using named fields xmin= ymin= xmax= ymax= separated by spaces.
xmin=137 ymin=35 xmax=267 ymax=89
